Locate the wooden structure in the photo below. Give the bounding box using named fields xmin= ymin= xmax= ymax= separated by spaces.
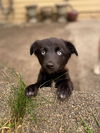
xmin=0 ymin=0 xmax=100 ymax=24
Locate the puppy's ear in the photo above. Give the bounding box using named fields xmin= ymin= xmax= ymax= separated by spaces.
xmin=30 ymin=41 xmax=38 ymax=55
xmin=64 ymin=41 xmax=78 ymax=56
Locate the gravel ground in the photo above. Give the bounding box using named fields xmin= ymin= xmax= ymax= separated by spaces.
xmin=0 ymin=20 xmax=100 ymax=133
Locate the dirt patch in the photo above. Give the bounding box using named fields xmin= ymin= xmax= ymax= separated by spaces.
xmin=22 ymin=87 xmax=99 ymax=133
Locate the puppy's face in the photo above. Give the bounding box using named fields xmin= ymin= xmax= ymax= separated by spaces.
xmin=30 ymin=38 xmax=78 ymax=74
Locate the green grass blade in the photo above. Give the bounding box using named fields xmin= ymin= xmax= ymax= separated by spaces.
xmin=92 ymin=114 xmax=100 ymax=127
xmin=80 ymin=117 xmax=94 ymax=133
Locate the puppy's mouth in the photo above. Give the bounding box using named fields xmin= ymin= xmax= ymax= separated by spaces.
xmin=43 ymin=63 xmax=61 ymax=74
xmin=46 ymin=68 xmax=56 ymax=74
xmin=45 ymin=66 xmax=59 ymax=74
xmin=43 ymin=65 xmax=57 ymax=74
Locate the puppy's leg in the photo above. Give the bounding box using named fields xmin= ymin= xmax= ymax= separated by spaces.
xmin=25 ymin=69 xmax=51 ymax=98
xmin=55 ymin=72 xmax=73 ymax=100
xmin=25 ymin=83 xmax=39 ymax=98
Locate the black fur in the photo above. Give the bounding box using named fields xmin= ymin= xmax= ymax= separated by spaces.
xmin=25 ymin=38 xmax=78 ymax=100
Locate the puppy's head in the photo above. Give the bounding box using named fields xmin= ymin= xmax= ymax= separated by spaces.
xmin=30 ymin=38 xmax=78 ymax=74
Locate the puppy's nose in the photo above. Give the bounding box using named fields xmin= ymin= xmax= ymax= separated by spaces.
xmin=46 ymin=62 xmax=54 ymax=69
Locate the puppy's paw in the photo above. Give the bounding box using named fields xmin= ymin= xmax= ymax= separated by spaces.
xmin=57 ymin=88 xmax=68 ymax=100
xmin=25 ymin=84 xmax=38 ymax=98
xmin=56 ymin=81 xmax=73 ymax=100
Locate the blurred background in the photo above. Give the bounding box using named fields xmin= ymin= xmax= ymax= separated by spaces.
xmin=0 ymin=0 xmax=100 ymax=84
xmin=0 ymin=0 xmax=100 ymax=24
xmin=0 ymin=0 xmax=100 ymax=133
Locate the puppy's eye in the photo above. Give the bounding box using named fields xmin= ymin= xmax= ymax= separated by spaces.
xmin=41 ymin=50 xmax=46 ymax=55
xmin=56 ymin=50 xmax=62 ymax=56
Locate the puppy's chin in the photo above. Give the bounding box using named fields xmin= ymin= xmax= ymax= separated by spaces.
xmin=43 ymin=65 xmax=65 ymax=74
xmin=45 ymin=67 xmax=63 ymax=74
xmin=46 ymin=69 xmax=56 ymax=74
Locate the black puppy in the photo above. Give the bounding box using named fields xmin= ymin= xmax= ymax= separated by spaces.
xmin=25 ymin=38 xmax=78 ymax=100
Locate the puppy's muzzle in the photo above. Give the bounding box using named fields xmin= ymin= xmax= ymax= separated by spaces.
xmin=45 ymin=62 xmax=56 ymax=73
xmin=46 ymin=62 xmax=54 ymax=69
